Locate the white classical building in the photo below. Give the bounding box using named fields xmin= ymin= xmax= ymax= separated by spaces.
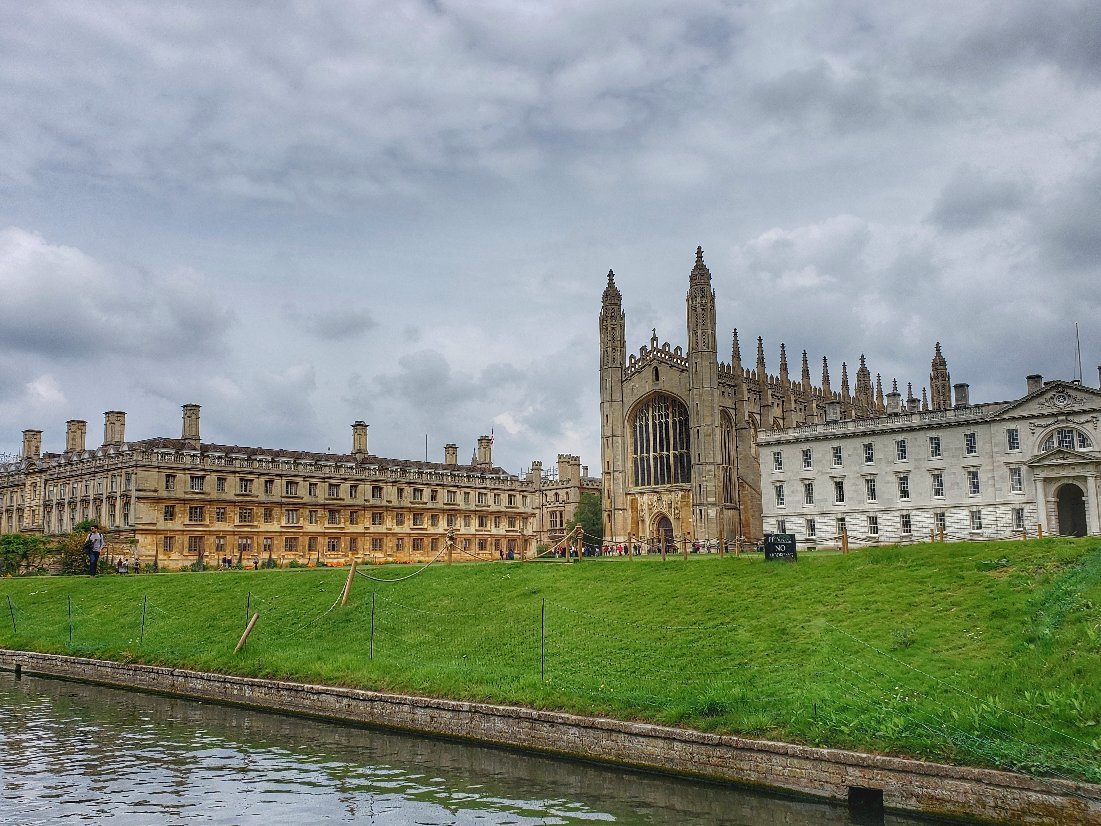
xmin=758 ymin=375 xmax=1101 ymax=546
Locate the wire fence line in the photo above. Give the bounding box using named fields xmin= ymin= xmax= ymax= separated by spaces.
xmin=1 ymin=583 xmax=1096 ymax=784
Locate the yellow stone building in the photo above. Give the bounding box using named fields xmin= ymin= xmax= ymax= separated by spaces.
xmin=1 ymin=405 xmax=552 ymax=568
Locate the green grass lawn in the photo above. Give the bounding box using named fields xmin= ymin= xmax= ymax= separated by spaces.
xmin=2 ymin=538 xmax=1099 ymax=783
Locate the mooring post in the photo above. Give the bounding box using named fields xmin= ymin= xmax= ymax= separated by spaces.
xmin=234 ymin=613 xmax=259 ymax=654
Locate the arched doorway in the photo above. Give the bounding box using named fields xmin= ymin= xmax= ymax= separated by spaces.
xmin=1056 ymin=483 xmax=1087 ymax=537
xmin=654 ymin=515 xmax=674 ymax=553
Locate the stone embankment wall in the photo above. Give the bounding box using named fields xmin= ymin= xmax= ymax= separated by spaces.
xmin=1 ymin=649 xmax=1098 ymax=825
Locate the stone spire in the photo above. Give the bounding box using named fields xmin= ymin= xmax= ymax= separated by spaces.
xmin=690 ymin=245 xmax=711 ymax=286
xmin=731 ymin=329 xmax=742 ymax=368
xmin=875 ymin=373 xmax=884 ymax=409
xmin=821 ymin=356 xmax=833 ymax=396
xmin=921 ymin=387 xmax=930 ymax=412
xmin=779 ymin=343 xmax=790 ymax=384
xmin=929 ymin=341 xmax=951 ymax=411
xmin=854 ymin=354 xmax=873 ymax=412
xmin=801 ymin=350 xmax=812 ymax=392
xmin=599 ymin=269 xmax=626 ymax=371
xmin=906 ymin=382 xmax=918 ymax=412
xmin=756 ymin=336 xmax=767 ymax=381
xmin=601 ymin=269 xmax=621 ymax=306
xmin=840 ymin=362 xmax=851 ymax=401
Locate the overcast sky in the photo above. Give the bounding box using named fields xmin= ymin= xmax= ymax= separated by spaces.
xmin=2 ymin=1 xmax=1099 ymax=472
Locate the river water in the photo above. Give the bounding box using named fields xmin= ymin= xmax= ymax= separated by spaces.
xmin=0 ymin=673 xmax=941 ymax=825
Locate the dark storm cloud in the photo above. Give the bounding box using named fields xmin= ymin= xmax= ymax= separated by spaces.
xmin=927 ymin=166 xmax=1030 ymax=231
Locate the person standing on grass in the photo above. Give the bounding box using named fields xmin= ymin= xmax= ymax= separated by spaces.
xmin=85 ymin=525 xmax=104 ymax=576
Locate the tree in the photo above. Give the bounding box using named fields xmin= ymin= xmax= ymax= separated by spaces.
xmin=0 ymin=534 xmax=51 ymax=575
xmin=565 ymin=491 xmax=603 ymax=546
xmin=54 ymin=519 xmax=98 ymax=575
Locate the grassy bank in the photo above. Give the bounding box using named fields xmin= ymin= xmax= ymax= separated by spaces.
xmin=1 ymin=538 xmax=1099 ymax=783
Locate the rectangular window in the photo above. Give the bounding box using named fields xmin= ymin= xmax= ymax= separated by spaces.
xmin=836 ymin=516 xmax=847 ymax=536
xmin=395 ymin=538 xmax=404 ymax=552
xmin=394 ymin=513 xmax=405 ymax=526
xmin=214 ymin=507 xmax=226 ymax=523
xmin=163 ymin=536 xmax=174 ymax=554
xmin=165 ymin=474 xmax=176 ymax=491
xmin=493 ymin=493 xmax=502 ymax=505
xmin=803 ymin=482 xmax=814 ymax=505
xmin=327 ymin=510 xmax=340 ymax=525
xmin=507 ymin=494 xmax=515 ymax=507
xmin=285 ymin=481 xmax=299 ymax=496
xmin=188 ymin=536 xmax=203 ymax=555
xmin=934 ymin=511 xmax=946 ymax=533
xmin=929 ymin=436 xmax=942 ymax=458
xmin=326 ymin=537 xmax=340 ymax=553
xmin=1010 ymin=467 xmax=1023 ymax=493
xmin=412 ymin=513 xmax=425 ymax=527
xmin=348 ymin=484 xmax=359 ymax=498
xmin=396 ymin=488 xmax=404 ymax=501
xmin=463 ymin=515 xmax=471 ymax=527
xmin=896 ymin=439 xmax=907 ymax=461
xmin=446 ymin=490 xmax=457 ymax=504
xmin=446 ymin=514 xmax=456 ymax=528
xmin=430 ymin=514 xmax=440 ymax=527
xmin=802 ymin=449 xmax=812 ymax=469
xmin=349 ymin=510 xmax=359 ymax=525
xmin=901 ymin=513 xmax=912 ymax=535
xmin=262 ymin=537 xmax=273 ymax=554
xmin=216 ymin=477 xmax=227 ymax=493
xmin=776 ymin=518 xmax=787 ymax=533
xmin=834 ymin=480 xmax=845 ymax=503
xmin=832 ymin=445 xmax=843 ymax=466
xmin=477 ymin=492 xmax=488 ymax=505
xmin=965 ymin=432 xmax=977 ymax=455
xmin=263 ymin=507 xmax=274 ymax=523
xmin=371 ymin=538 xmax=383 ymax=552
xmin=868 ymin=515 xmax=879 ymax=535
xmin=371 ymin=511 xmax=383 ymax=525
xmin=237 ymin=536 xmax=253 ymax=555
xmin=412 ymin=488 xmax=424 ymax=502
xmin=970 ymin=509 xmax=983 ymax=531
xmin=239 ymin=478 xmax=253 ymax=494
xmin=188 ymin=506 xmax=204 ymax=522
xmin=307 ymin=509 xmax=318 ymax=524
xmin=773 ymin=451 xmax=783 ymax=471
xmin=774 ymin=484 xmax=785 ymax=507
xmin=307 ymin=536 xmax=317 ymax=553
xmin=348 ymin=537 xmax=358 ymax=553
xmin=284 ymin=537 xmax=298 ymax=553
xmin=477 ymin=515 xmax=487 ymax=528
xmin=328 ymin=483 xmax=340 ymax=498
xmin=308 ymin=483 xmax=318 ymax=497
xmin=968 ymin=470 xmax=980 ymax=495
xmin=932 ymin=472 xmax=944 ymax=498
xmin=898 ymin=474 xmax=910 ymax=500
xmin=263 ymin=480 xmax=274 ymax=495
xmin=284 ymin=509 xmax=299 ymax=525
xmin=1006 ymin=428 xmax=1020 ymax=451
xmin=1013 ymin=507 xmax=1024 ymax=530
xmin=214 ymin=536 xmax=225 ymax=554
xmin=371 ymin=485 xmax=383 ymax=500
xmin=163 ymin=505 xmax=175 ymax=521
xmin=865 ymin=478 xmax=877 ymax=502
xmin=863 ymin=443 xmax=874 ymax=463
xmin=190 ymin=475 xmax=205 ymax=492
xmin=238 ymin=508 xmax=254 ymax=523
xmin=412 ymin=537 xmax=424 ymax=552
xmin=805 ymin=518 xmax=816 ymax=538
xmin=507 ymin=515 xmax=516 ymax=529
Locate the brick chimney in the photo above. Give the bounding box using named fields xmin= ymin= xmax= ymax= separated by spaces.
xmin=352 ymin=421 xmax=369 ymax=458
xmin=444 ymin=443 xmax=458 ymax=465
xmin=21 ymin=429 xmax=42 ymax=459
xmin=476 ymin=435 xmax=493 ymax=467
xmin=103 ymin=411 xmax=126 ymax=445
xmin=65 ymin=420 xmax=87 ymax=454
xmin=953 ymin=383 xmax=970 ymax=408
xmin=1026 ymin=374 xmax=1043 ymax=395
xmin=181 ymin=404 xmax=201 ymax=448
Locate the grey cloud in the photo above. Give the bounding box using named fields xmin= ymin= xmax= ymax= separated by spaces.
xmin=284 ymin=305 xmax=377 ymax=341
xmin=1033 ymin=160 xmax=1101 ymax=271
xmin=927 ymin=166 xmax=1030 ymax=231
xmin=752 ymin=61 xmax=889 ymax=133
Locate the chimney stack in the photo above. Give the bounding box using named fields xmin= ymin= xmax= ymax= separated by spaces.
xmin=65 ymin=420 xmax=87 ymax=454
xmin=181 ymin=404 xmax=201 ymax=448
xmin=526 ymin=459 xmax=543 ymax=484
xmin=1026 ymin=374 xmax=1043 ymax=395
xmin=557 ymin=454 xmax=581 ymax=484
xmin=476 ymin=435 xmax=493 ymax=467
xmin=21 ymin=429 xmax=42 ymax=460
xmin=825 ymin=400 xmax=842 ymax=423
xmin=444 ymin=443 xmax=458 ymax=465
xmin=953 ymin=383 xmax=970 ymax=407
xmin=352 ymin=421 xmax=369 ymax=458
xmin=885 ymin=389 xmax=902 ymax=415
xmin=103 ymin=411 xmax=126 ymax=445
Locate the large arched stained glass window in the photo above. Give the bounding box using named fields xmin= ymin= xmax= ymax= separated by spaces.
xmin=720 ymin=411 xmax=736 ymax=505
xmin=632 ymin=393 xmax=691 ymax=487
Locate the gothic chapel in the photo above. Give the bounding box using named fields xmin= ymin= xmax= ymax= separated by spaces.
xmin=599 ymin=247 xmax=898 ymax=549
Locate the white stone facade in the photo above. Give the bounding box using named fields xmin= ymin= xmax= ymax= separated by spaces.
xmin=758 ymin=378 xmax=1101 ymax=546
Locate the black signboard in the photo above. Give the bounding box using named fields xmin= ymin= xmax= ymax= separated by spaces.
xmin=764 ymin=533 xmax=797 ymax=560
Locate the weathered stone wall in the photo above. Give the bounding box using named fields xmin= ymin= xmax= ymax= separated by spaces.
xmin=1 ymin=649 xmax=1097 ymax=825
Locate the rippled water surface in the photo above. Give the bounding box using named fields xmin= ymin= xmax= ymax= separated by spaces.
xmin=0 ymin=674 xmax=934 ymax=825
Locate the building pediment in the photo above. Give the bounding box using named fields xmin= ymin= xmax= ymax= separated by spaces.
xmin=999 ymin=381 xmax=1101 ymax=419
xmin=1026 ymin=447 xmax=1101 ymax=468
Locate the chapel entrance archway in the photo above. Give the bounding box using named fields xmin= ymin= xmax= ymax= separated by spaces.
xmin=653 ymin=515 xmax=674 ymax=554
xmin=1056 ymin=483 xmax=1087 ymax=537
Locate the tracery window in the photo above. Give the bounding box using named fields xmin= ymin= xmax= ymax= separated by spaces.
xmin=632 ymin=393 xmax=691 ymax=487
xmin=720 ymin=412 xmax=736 ymax=504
